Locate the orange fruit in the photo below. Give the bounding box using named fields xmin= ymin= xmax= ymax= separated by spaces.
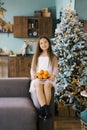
xmin=47 ymin=73 xmax=50 ymax=78
xmin=44 ymin=70 xmax=49 ymax=74
xmin=36 ymin=70 xmax=50 ymax=79
xmin=40 ymin=70 xmax=44 ymax=74
xmin=42 ymin=73 xmax=48 ymax=79
xmin=37 ymin=73 xmax=43 ymax=79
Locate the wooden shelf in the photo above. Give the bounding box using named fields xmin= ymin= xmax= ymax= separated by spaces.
xmin=13 ymin=16 xmax=53 ymax=38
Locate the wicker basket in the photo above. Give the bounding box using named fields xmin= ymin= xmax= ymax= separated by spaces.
xmin=42 ymin=12 xmax=51 ymax=17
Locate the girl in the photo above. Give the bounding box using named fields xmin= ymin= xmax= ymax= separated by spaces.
xmin=29 ymin=36 xmax=58 ymax=120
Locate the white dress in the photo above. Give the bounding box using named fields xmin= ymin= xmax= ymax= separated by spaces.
xmin=29 ymin=56 xmax=56 ymax=109
xmin=37 ymin=56 xmax=52 ymax=74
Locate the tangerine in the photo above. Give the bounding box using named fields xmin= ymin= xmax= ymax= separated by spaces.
xmin=37 ymin=70 xmax=50 ymax=79
xmin=40 ymin=70 xmax=44 ymax=74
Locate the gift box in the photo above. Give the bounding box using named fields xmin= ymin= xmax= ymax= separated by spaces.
xmin=58 ymin=102 xmax=75 ymax=117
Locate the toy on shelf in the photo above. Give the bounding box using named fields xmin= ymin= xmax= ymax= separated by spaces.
xmin=4 ymin=22 xmax=13 ymax=32
xmin=21 ymin=40 xmax=28 ymax=56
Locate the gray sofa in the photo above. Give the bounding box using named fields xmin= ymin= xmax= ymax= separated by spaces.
xmin=0 ymin=78 xmax=54 ymax=130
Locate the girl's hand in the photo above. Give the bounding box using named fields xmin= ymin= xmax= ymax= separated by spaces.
xmin=31 ymin=74 xmax=36 ymax=80
xmin=49 ymin=75 xmax=56 ymax=81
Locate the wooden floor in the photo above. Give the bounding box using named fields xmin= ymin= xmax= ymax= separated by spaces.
xmin=54 ymin=116 xmax=81 ymax=130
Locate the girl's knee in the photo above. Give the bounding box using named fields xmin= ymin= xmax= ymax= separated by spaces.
xmin=44 ymin=83 xmax=52 ymax=88
xmin=34 ymin=80 xmax=41 ymax=87
xmin=35 ymin=83 xmax=44 ymax=90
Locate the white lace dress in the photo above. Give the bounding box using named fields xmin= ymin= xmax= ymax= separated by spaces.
xmin=29 ymin=56 xmax=57 ymax=109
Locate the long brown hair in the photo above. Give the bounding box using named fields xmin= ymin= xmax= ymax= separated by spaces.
xmin=32 ymin=36 xmax=55 ymax=71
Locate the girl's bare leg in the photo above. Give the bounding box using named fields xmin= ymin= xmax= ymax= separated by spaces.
xmin=44 ymin=83 xmax=53 ymax=105
xmin=35 ymin=82 xmax=52 ymax=120
xmin=35 ymin=82 xmax=46 ymax=106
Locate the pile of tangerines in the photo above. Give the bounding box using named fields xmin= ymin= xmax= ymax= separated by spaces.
xmin=36 ymin=70 xmax=51 ymax=79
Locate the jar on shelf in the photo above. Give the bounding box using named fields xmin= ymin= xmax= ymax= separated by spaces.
xmin=31 ymin=23 xmax=34 ymax=28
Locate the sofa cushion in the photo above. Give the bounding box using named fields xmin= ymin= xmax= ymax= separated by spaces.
xmin=0 ymin=97 xmax=37 ymax=130
xmin=0 ymin=78 xmax=31 ymax=97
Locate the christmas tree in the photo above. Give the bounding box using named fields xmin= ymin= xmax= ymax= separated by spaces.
xmin=52 ymin=6 xmax=87 ymax=113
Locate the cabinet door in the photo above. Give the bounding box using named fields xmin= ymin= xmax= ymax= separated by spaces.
xmin=39 ymin=17 xmax=52 ymax=37
xmin=17 ymin=57 xmax=32 ymax=77
xmin=23 ymin=57 xmax=32 ymax=77
xmin=8 ymin=57 xmax=17 ymax=77
xmin=0 ymin=56 xmax=8 ymax=77
xmin=8 ymin=57 xmax=32 ymax=77
xmin=14 ymin=16 xmax=28 ymax=37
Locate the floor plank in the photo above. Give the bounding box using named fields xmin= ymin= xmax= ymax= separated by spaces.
xmin=54 ymin=116 xmax=81 ymax=130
